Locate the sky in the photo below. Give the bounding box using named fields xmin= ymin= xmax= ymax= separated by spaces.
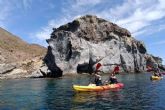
xmin=0 ymin=0 xmax=165 ymax=64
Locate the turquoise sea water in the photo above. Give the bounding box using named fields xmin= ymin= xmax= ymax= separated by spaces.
xmin=0 ymin=73 xmax=165 ymax=110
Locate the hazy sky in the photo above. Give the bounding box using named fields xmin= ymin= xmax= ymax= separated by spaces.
xmin=0 ymin=0 xmax=165 ymax=64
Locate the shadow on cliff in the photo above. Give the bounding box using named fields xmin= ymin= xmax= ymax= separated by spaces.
xmin=77 ymin=57 xmax=95 ymax=74
xmin=44 ymin=46 xmax=63 ymax=78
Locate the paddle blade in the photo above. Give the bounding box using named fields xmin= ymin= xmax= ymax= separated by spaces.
xmin=113 ymin=66 xmax=119 ymax=73
xmin=96 ymin=63 xmax=102 ymax=71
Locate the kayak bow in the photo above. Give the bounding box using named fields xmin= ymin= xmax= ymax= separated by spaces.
xmin=150 ymin=76 xmax=163 ymax=80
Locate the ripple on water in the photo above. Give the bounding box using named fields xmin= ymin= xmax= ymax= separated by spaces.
xmin=0 ymin=74 xmax=165 ymax=110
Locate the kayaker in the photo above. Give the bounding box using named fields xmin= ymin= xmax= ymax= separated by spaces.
xmin=153 ymin=63 xmax=159 ymax=72
xmin=94 ymin=72 xmax=103 ymax=86
xmin=108 ymin=65 xmax=120 ymax=84
xmin=109 ymin=73 xmax=118 ymax=84
xmin=89 ymin=63 xmax=103 ymax=86
xmin=94 ymin=63 xmax=103 ymax=86
xmin=90 ymin=72 xmax=103 ymax=86
xmin=152 ymin=63 xmax=162 ymax=77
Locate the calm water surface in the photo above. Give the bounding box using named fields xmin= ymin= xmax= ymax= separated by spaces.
xmin=0 ymin=73 xmax=165 ymax=110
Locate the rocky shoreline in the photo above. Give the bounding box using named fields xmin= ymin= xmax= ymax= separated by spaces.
xmin=0 ymin=27 xmax=47 ymax=79
xmin=0 ymin=15 xmax=165 ymax=79
xmin=0 ymin=57 xmax=44 ymax=79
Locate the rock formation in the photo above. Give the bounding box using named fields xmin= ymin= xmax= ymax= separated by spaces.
xmin=0 ymin=27 xmax=47 ymax=79
xmin=44 ymin=15 xmax=164 ymax=77
xmin=0 ymin=15 xmax=163 ymax=79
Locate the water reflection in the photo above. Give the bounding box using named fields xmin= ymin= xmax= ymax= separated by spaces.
xmin=0 ymin=74 xmax=165 ymax=110
xmin=73 ymin=89 xmax=124 ymax=102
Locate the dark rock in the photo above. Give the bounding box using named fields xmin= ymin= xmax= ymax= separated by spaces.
xmin=152 ymin=56 xmax=162 ymax=65
xmin=44 ymin=15 xmax=163 ymax=76
xmin=158 ymin=65 xmax=165 ymax=71
xmin=120 ymin=55 xmax=128 ymax=72
xmin=44 ymin=46 xmax=63 ymax=77
xmin=137 ymin=41 xmax=147 ymax=54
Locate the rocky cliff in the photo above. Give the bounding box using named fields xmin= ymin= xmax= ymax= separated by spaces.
xmin=44 ymin=15 xmax=163 ymax=77
xmin=0 ymin=27 xmax=47 ymax=79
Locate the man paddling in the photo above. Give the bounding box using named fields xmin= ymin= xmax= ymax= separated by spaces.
xmin=109 ymin=65 xmax=120 ymax=84
xmin=90 ymin=63 xmax=103 ymax=86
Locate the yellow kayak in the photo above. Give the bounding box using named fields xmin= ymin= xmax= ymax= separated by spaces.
xmin=150 ymin=76 xmax=163 ymax=80
xmin=73 ymin=83 xmax=124 ymax=92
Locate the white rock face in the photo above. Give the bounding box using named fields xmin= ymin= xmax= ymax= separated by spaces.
xmin=44 ymin=15 xmax=161 ymax=77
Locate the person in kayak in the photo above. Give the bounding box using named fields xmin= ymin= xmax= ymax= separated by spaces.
xmin=152 ymin=63 xmax=162 ymax=77
xmin=94 ymin=72 xmax=103 ymax=86
xmin=109 ymin=65 xmax=120 ymax=84
xmin=89 ymin=72 xmax=103 ymax=86
xmin=90 ymin=63 xmax=103 ymax=86
xmin=109 ymin=73 xmax=118 ymax=84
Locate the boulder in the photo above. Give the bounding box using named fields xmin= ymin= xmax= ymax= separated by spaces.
xmin=0 ymin=63 xmax=16 ymax=74
xmin=44 ymin=15 xmax=163 ymax=77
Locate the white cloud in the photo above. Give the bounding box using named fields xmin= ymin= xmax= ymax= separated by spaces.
xmin=114 ymin=0 xmax=165 ymax=36
xmin=98 ymin=0 xmax=133 ymax=20
xmin=34 ymin=17 xmax=71 ymax=41
xmin=34 ymin=0 xmax=103 ymax=42
xmin=151 ymin=40 xmax=165 ymax=45
xmin=96 ymin=0 xmax=165 ymax=36
xmin=67 ymin=0 xmax=165 ymax=37
xmin=133 ymin=29 xmax=148 ymax=37
xmin=73 ymin=0 xmax=102 ymax=7
xmin=31 ymin=17 xmax=73 ymax=46
xmin=34 ymin=0 xmax=165 ymax=46
xmin=134 ymin=23 xmax=165 ymax=37
xmin=33 ymin=0 xmax=101 ymax=42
